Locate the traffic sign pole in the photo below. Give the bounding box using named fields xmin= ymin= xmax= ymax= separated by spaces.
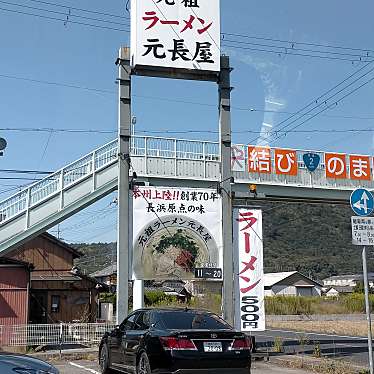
xmin=351 ymin=188 xmax=374 ymax=372
xmin=363 ymin=246 xmax=374 ymax=374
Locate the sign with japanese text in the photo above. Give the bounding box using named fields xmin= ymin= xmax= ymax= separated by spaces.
xmin=231 ymin=145 xmax=246 ymax=172
xmin=132 ymin=186 xmax=222 ymax=280
xmin=131 ymin=0 xmax=220 ymax=72
xmin=244 ymin=145 xmax=374 ymax=182
xmin=350 ymin=155 xmax=371 ymax=181
xmin=275 ymin=148 xmax=298 ymax=176
xmin=325 ymin=153 xmax=347 ymax=179
xmin=351 ymin=217 xmax=374 ymax=246
xmin=233 ymin=209 xmax=265 ymax=332
xmin=248 ymin=146 xmax=271 ymax=174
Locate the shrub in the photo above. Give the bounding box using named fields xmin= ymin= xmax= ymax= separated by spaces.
xmin=145 ymin=290 xmax=176 ymax=306
xmin=99 ymin=292 xmax=116 ymax=304
xmin=342 ymin=293 xmax=374 ymax=313
xmin=265 ymin=296 xmax=313 ymax=315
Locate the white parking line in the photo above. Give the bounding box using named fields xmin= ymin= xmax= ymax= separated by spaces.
xmin=69 ymin=362 xmax=100 ymax=374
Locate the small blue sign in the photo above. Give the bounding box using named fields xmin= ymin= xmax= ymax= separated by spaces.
xmin=350 ymin=188 xmax=374 ymax=216
xmin=303 ymin=153 xmax=320 ymax=172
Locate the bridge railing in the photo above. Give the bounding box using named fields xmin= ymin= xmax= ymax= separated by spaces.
xmin=1 ymin=135 xmax=371 ymax=228
xmin=0 ymin=136 xmax=220 ymax=227
xmin=0 ymin=139 xmax=118 ymax=226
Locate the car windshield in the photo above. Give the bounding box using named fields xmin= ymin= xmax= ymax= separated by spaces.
xmin=157 ymin=311 xmax=231 ymax=330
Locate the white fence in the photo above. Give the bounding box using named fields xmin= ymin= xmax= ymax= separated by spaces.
xmin=0 ymin=323 xmax=116 ymax=347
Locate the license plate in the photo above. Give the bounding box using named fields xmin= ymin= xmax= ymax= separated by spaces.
xmin=203 ymin=341 xmax=222 ymax=352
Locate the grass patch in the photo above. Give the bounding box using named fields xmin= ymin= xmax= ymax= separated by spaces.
xmin=265 ymin=294 xmax=374 ymax=315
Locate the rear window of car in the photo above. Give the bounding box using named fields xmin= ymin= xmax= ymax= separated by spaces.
xmin=157 ymin=311 xmax=231 ymax=330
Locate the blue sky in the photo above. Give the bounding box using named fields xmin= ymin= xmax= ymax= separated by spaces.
xmin=1 ymin=0 xmax=374 ymax=243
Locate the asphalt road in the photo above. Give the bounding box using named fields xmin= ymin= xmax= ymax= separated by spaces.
xmin=255 ymin=328 xmax=371 ymax=368
xmin=54 ymin=360 xmax=310 ymax=374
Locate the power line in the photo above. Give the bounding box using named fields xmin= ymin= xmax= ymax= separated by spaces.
xmin=0 ymin=1 xmax=371 ymax=65
xmin=222 ymin=42 xmax=373 ymax=63
xmin=35 ymin=129 xmax=53 ymax=174
xmin=246 ymin=61 xmax=374 ymax=145
xmin=2 ymin=126 xmax=374 ymax=137
xmin=0 ymin=127 xmax=116 ymax=133
xmin=0 ymin=6 xmax=130 ymax=32
xmin=221 ymin=32 xmax=374 ymax=55
xmin=2 ymin=70 xmax=374 ymax=124
xmin=0 ymin=1 xmax=130 ymax=26
xmin=270 ymin=74 xmax=374 ymax=145
xmin=223 ymin=38 xmax=372 ymax=59
xmin=26 ymin=0 xmax=130 ymax=20
xmin=0 ymin=169 xmax=52 ymax=174
xmin=0 ymin=177 xmax=43 ymax=180
xmin=2 ymin=72 xmax=374 ymax=124
xmin=0 ymin=73 xmax=116 ymax=93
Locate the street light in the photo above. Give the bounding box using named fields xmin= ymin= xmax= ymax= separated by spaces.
xmin=0 ymin=138 xmax=7 ymax=156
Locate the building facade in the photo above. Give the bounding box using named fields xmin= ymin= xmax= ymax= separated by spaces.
xmin=0 ymin=258 xmax=33 ymax=326
xmin=264 ymin=271 xmax=322 ymax=297
xmin=8 ymin=233 xmax=99 ymax=323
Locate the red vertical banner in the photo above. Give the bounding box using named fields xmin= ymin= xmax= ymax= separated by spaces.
xmin=325 ymin=153 xmax=347 ymax=179
xmin=233 ymin=209 xmax=265 ymax=332
xmin=349 ymin=155 xmax=371 ymax=181
xmin=274 ymin=148 xmax=298 ymax=176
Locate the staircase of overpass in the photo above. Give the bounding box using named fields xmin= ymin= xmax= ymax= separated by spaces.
xmin=1 ymin=135 xmax=372 ymax=255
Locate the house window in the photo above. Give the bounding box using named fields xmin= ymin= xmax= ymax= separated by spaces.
xmin=51 ymin=295 xmax=60 ymax=313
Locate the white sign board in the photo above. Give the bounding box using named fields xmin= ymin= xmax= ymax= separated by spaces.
xmin=233 ymin=209 xmax=265 ymax=332
xmin=351 ymin=216 xmax=374 ymax=246
xmin=231 ymin=145 xmax=246 ymax=172
xmin=131 ymin=0 xmax=220 ymax=72
xmin=132 ymin=186 xmax=222 ymax=280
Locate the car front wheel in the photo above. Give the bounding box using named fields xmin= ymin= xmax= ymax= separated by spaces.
xmin=99 ymin=343 xmax=112 ymax=374
xmin=137 ymin=352 xmax=151 ymax=374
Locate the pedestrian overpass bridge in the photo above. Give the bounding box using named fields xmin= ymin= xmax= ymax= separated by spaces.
xmin=0 ymin=135 xmax=372 ymax=255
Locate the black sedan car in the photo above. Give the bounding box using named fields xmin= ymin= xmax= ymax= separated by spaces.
xmin=0 ymin=352 xmax=59 ymax=373
xmin=99 ymin=308 xmax=251 ymax=374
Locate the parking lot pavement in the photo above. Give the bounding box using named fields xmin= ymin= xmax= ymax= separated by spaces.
xmin=54 ymin=360 xmax=311 ymax=373
xmin=54 ymin=360 xmax=101 ymax=374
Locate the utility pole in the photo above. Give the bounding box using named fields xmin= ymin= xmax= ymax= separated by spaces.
xmin=116 ymin=47 xmax=131 ymax=324
xmin=219 ymin=55 xmax=234 ymax=326
xmin=363 ymin=246 xmax=374 ymax=374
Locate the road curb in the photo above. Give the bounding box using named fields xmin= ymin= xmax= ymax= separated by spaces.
xmin=30 ymin=348 xmax=98 ymax=361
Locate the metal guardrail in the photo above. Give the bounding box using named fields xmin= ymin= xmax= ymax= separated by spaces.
xmin=0 ymin=323 xmax=116 ymax=347
xmin=0 ymin=136 xmax=220 ymax=226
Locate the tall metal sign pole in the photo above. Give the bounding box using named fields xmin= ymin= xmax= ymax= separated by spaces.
xmin=116 ymin=47 xmax=131 ymax=323
xmin=351 ymin=188 xmax=374 ymax=374
xmin=363 ymin=245 xmax=374 ymax=374
xmin=129 ymin=0 xmax=222 ymax=317
xmin=219 ymin=55 xmax=234 ymax=325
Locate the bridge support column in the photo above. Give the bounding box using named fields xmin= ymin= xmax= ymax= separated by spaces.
xmin=116 ymin=47 xmax=132 ymax=324
xmin=219 ymin=55 xmax=234 ymax=326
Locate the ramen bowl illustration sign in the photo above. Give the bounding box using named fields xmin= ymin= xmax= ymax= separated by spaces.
xmin=132 ymin=187 xmax=222 ymax=280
